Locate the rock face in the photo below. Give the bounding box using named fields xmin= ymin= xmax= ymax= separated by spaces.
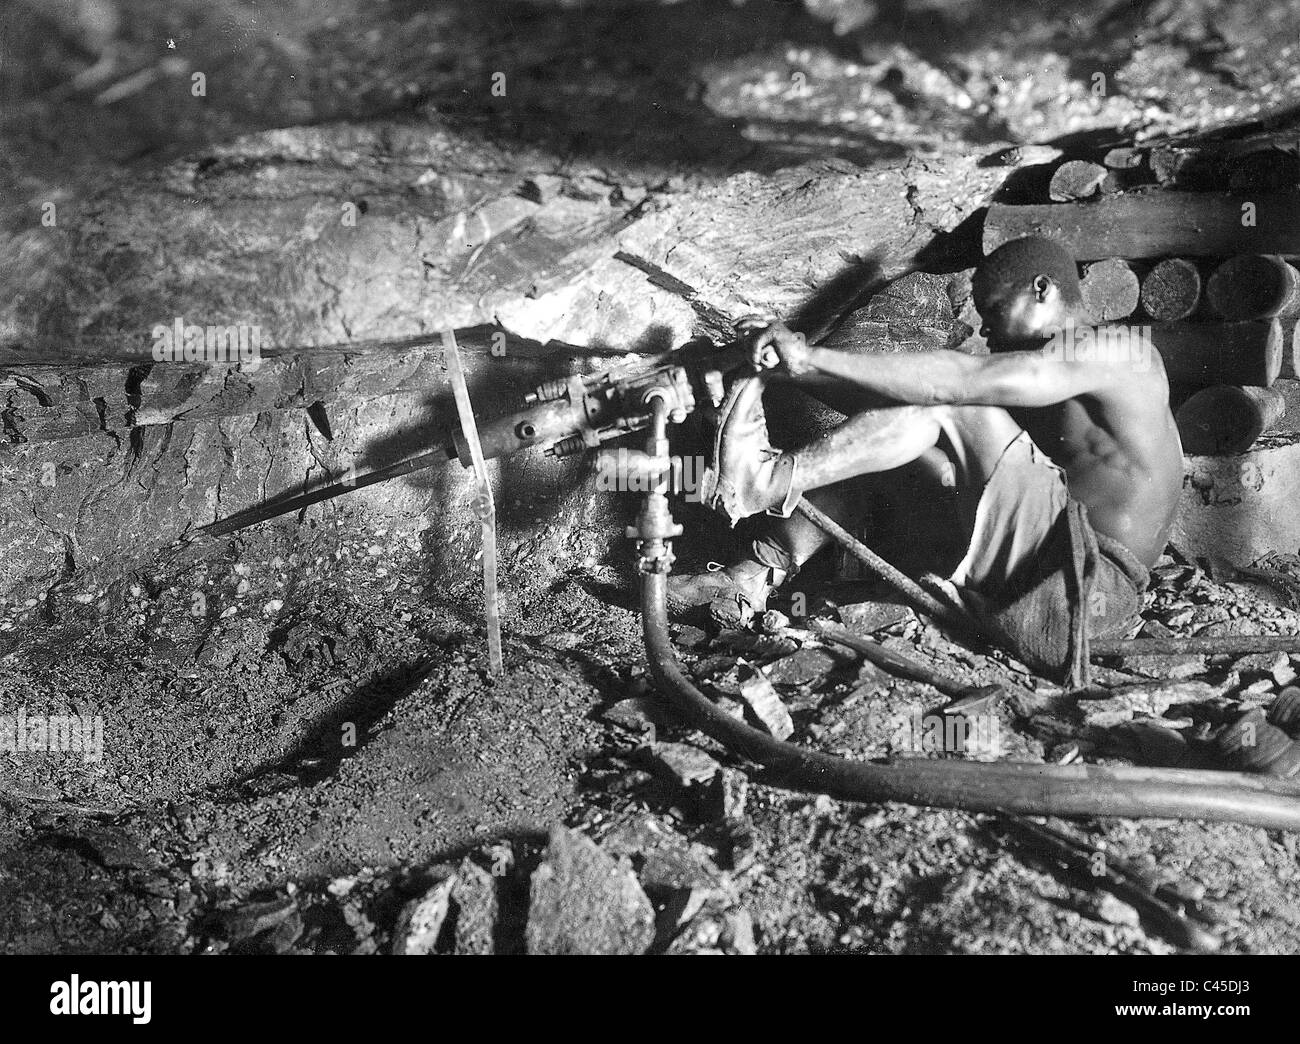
xmin=451 ymin=859 xmax=499 ymax=956
xmin=3 ymin=118 xmax=995 ymax=364
xmin=390 ymin=860 xmax=500 ymax=955
xmin=0 ymin=115 xmax=997 ymax=614
xmin=391 ymin=875 xmax=457 ymax=956
xmin=525 ymin=827 xmax=655 ymax=955
xmin=0 ymin=328 xmax=619 ymax=619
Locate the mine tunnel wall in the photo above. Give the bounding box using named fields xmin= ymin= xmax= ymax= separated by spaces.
xmin=0 ymin=340 xmax=644 ymax=630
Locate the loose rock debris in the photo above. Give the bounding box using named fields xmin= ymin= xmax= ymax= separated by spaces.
xmin=11 ymin=523 xmax=1299 ymax=955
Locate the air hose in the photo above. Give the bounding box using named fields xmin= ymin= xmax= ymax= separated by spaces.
xmin=633 ymin=396 xmax=1300 ymax=831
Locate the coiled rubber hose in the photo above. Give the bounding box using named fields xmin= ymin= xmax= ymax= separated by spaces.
xmin=641 ymin=570 xmax=1300 ymax=830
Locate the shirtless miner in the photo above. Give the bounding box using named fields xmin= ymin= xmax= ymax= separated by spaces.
xmin=668 ymin=236 xmax=1185 ymax=684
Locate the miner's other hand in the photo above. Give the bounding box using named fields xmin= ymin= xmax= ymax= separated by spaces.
xmin=738 ymin=318 xmax=812 ymax=376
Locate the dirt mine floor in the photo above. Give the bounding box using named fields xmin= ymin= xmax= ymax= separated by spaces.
xmin=3 ymin=515 xmax=1300 ymax=955
xmin=3 ymin=0 xmax=1300 ymax=954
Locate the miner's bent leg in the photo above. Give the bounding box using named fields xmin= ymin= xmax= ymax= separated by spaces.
xmin=739 ymin=400 xmax=1025 ymax=517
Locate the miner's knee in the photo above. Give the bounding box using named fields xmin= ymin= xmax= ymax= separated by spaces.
xmin=942 ymin=403 xmax=1020 ymax=439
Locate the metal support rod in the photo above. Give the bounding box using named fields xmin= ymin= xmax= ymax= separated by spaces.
xmin=443 ymin=330 xmax=503 ymax=675
xmin=813 ymin=620 xmax=1002 ymax=704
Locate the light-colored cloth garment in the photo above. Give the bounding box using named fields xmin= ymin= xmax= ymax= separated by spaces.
xmin=944 ymin=430 xmax=1149 ymax=685
xmin=948 ymin=431 xmax=1068 ymax=593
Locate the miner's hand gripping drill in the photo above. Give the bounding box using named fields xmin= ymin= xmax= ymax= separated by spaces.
xmin=192 ymin=243 xmax=1300 ymax=841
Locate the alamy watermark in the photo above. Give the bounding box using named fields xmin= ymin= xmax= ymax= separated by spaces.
xmin=0 ymin=708 xmax=104 ymax=763
xmin=151 ymin=316 xmax=266 ymax=370
xmin=1042 ymin=318 xmax=1153 ymax=371
xmin=891 ymin=710 xmax=1000 ymax=758
xmin=595 ymin=448 xmax=707 ymax=502
xmin=50 ymin=975 xmax=151 ymax=1024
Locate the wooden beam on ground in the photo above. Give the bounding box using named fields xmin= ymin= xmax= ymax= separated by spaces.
xmin=1092 ymin=635 xmax=1300 ymax=657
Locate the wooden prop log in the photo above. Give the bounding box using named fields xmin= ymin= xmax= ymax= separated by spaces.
xmin=1175 ymin=385 xmax=1287 ymax=456
xmin=1080 ymin=258 xmax=1140 ymax=320
xmin=1140 ymin=258 xmax=1202 ymax=321
xmin=1108 ymin=134 xmax=1300 ymax=192
xmin=1229 ymin=147 xmax=1300 ymax=194
xmin=1206 ymin=255 xmax=1300 ymax=320
xmin=983 ymin=193 xmax=1300 ymax=261
xmin=1149 ymin=320 xmax=1282 ymax=387
xmin=1149 ymin=147 xmax=1195 ymax=185
xmin=1284 ymin=319 xmax=1300 ymax=379
xmin=1102 ymin=147 xmax=1143 ymax=170
xmin=1049 ymin=160 xmax=1109 ymax=202
xmin=1151 ymin=143 xmax=1300 ymax=192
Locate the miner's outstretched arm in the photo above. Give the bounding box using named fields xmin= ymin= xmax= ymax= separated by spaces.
xmin=793 ymin=345 xmax=1112 ymax=409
